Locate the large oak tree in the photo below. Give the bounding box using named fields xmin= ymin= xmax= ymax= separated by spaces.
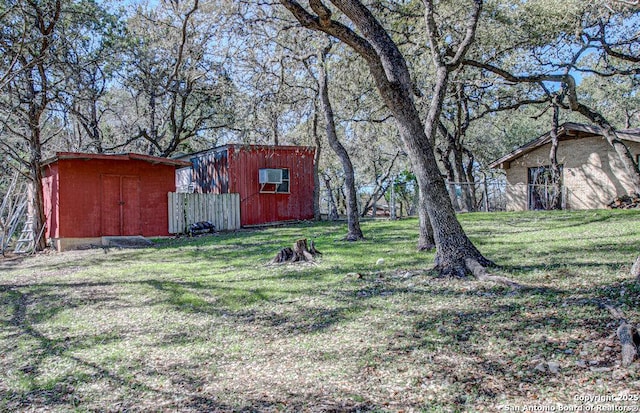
xmin=277 ymin=0 xmax=494 ymax=277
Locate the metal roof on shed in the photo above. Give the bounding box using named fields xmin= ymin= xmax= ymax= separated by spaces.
xmin=42 ymin=152 xmax=191 ymax=168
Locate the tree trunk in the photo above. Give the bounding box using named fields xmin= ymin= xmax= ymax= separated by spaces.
xmin=26 ymin=71 xmax=48 ymax=252
xmin=148 ymin=92 xmax=158 ymax=155
xmin=338 ymin=186 xmax=346 ymax=215
xmin=0 ymin=0 xmax=62 ymax=252
xmin=453 ymin=146 xmax=473 ymax=212
xmin=392 ymin=95 xmax=491 ymax=274
xmin=388 ymin=61 xmax=492 ymax=272
xmin=91 ymin=100 xmax=103 ymax=153
xmin=28 ymin=134 xmax=47 ymax=251
xmin=322 ymin=174 xmax=339 ymax=220
xmin=390 ymin=176 xmax=396 ymax=219
xmin=360 ymin=151 xmax=400 ymax=217
xmin=312 ymin=101 xmax=322 ymax=221
xmin=436 ymin=145 xmax=458 ymax=209
xmin=272 ymin=111 xmax=280 ymax=146
xmin=463 ymin=149 xmax=478 ymax=209
xmin=278 ymin=0 xmax=493 ymax=276
xmin=548 ymin=102 xmax=563 ymax=209
xmin=438 ymin=120 xmax=474 ymax=212
xmin=417 ymin=188 xmax=435 ymax=251
xmin=318 ymin=46 xmax=363 ymax=241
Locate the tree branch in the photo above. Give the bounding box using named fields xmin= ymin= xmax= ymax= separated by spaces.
xmin=277 ymin=0 xmax=378 ymax=64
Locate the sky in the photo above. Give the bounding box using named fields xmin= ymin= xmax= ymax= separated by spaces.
xmin=98 ymin=0 xmax=159 ymax=11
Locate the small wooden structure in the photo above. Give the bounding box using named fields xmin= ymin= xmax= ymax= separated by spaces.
xmin=489 ymin=123 xmax=640 ymax=210
xmin=42 ymin=152 xmax=189 ymax=251
xmin=176 ymin=144 xmax=316 ymax=226
xmin=167 ymin=192 xmax=241 ymax=234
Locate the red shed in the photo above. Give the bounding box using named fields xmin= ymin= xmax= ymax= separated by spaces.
xmin=176 ymin=145 xmax=316 ymax=226
xmin=42 ymin=152 xmax=190 ymax=251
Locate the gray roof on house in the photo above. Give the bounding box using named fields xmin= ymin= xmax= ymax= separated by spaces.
xmin=488 ymin=122 xmax=640 ymax=169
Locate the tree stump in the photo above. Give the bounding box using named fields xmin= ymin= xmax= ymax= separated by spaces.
xmin=272 ymin=238 xmax=321 ymax=264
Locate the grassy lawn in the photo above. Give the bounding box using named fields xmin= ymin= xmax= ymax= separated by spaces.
xmin=1 ymin=210 xmax=639 ymax=412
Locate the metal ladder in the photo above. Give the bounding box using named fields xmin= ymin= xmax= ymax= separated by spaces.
xmin=0 ymin=173 xmax=29 ymax=254
xmin=14 ymin=216 xmax=35 ymax=254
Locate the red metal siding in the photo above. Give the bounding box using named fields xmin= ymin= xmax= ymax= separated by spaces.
xmin=121 ymin=176 xmax=141 ymax=235
xmin=43 ymin=157 xmax=178 ymax=238
xmin=227 ymin=145 xmax=315 ymax=226
xmin=100 ymin=175 xmax=142 ymax=236
xmin=191 ymin=148 xmax=229 ymax=194
xmin=101 ymin=174 xmax=122 ymax=235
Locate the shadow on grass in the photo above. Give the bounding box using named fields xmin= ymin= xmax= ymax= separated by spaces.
xmin=1 ymin=265 xmax=636 ymax=411
xmin=1 ymin=211 xmax=638 ymax=410
xmin=0 ymin=278 xmax=389 ymax=411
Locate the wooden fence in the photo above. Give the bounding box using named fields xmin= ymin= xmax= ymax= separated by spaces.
xmin=168 ymin=192 xmax=241 ymax=234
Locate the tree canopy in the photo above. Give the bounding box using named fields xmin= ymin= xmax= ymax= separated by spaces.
xmin=1 ymin=0 xmax=638 ymax=253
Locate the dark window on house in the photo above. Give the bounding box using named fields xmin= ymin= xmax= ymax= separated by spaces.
xmin=528 ymin=165 xmax=563 ymax=210
xmin=259 ymin=168 xmax=290 ymax=194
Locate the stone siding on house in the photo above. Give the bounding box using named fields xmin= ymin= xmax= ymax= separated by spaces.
xmin=505 ymin=136 xmax=640 ymax=211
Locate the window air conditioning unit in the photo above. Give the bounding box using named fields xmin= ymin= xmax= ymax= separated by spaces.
xmin=259 ymin=168 xmax=282 ymax=184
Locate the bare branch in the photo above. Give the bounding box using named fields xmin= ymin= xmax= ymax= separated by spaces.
xmin=423 ymin=0 xmax=482 ymax=69
xmin=170 ymin=0 xmax=200 ymax=81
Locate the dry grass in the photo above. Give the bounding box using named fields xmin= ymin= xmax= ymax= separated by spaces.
xmin=1 ymin=210 xmax=639 ymax=412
